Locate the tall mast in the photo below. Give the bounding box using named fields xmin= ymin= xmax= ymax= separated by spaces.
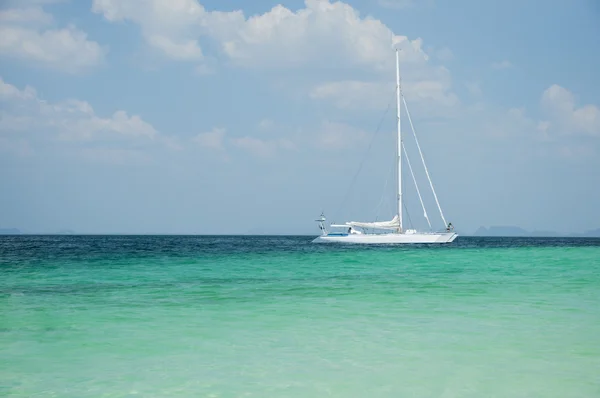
xmin=395 ymin=48 xmax=403 ymax=233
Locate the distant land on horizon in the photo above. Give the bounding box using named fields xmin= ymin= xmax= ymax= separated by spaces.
xmin=0 ymin=228 xmax=75 ymax=235
xmin=2 ymin=226 xmax=600 ymax=237
xmin=471 ymin=226 xmax=600 ymax=238
xmin=0 ymin=228 xmax=21 ymax=235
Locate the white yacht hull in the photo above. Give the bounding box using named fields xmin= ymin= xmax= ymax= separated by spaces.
xmin=312 ymin=232 xmax=458 ymax=244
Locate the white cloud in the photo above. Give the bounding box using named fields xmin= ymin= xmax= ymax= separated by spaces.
xmin=92 ymin=0 xmax=430 ymax=71
xmin=0 ymin=77 xmax=163 ymax=158
xmin=193 ymin=128 xmax=226 ymax=149
xmin=92 ymin=0 xmax=206 ymax=62
xmin=310 ymin=81 xmax=389 ymax=110
xmin=215 ymin=1 xmax=424 ymax=70
xmin=540 ymin=84 xmax=600 ymax=137
xmin=56 ymin=107 xmax=157 ymax=141
xmin=147 ymin=35 xmax=203 ymax=61
xmin=0 ymin=78 xmax=38 ymax=101
xmin=309 ymin=75 xmax=458 ymax=112
xmin=193 ymin=118 xmax=365 ymax=158
xmin=193 ymin=124 xmax=297 ymax=158
xmin=458 ymin=84 xmax=600 ymax=159
xmin=78 ymin=148 xmax=151 ymax=165
xmin=230 ymin=136 xmax=276 ymax=157
xmin=491 ymin=60 xmax=512 ymax=70
xmin=405 ymin=79 xmax=459 ymax=107
xmin=0 ymin=7 xmax=53 ymax=25
xmin=230 ymin=136 xmax=295 ymax=158
xmin=0 ymin=7 xmax=105 ymax=73
xmin=92 ymin=0 xmax=455 ymax=116
xmin=3 ymin=0 xmax=67 ymax=5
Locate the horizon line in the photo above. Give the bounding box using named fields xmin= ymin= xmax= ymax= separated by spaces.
xmin=1 ymin=233 xmax=599 ymax=238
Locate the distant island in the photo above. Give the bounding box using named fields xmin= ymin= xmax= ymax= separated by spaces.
xmin=245 ymin=227 xmax=315 ymax=235
xmin=472 ymin=226 xmax=600 ymax=237
xmin=0 ymin=228 xmax=76 ymax=235
xmin=0 ymin=228 xmax=21 ymax=235
xmin=473 ymin=226 xmax=529 ymax=236
xmin=572 ymin=228 xmax=600 ymax=238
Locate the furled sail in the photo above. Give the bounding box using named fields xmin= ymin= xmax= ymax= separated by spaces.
xmin=347 ymin=215 xmax=400 ymax=230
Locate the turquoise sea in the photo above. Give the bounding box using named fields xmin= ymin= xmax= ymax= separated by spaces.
xmin=1 ymin=235 xmax=600 ymax=397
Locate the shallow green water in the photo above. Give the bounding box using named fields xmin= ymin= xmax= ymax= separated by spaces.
xmin=1 ymin=236 xmax=599 ymax=397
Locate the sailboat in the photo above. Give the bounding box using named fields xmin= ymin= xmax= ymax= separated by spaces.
xmin=312 ymin=49 xmax=458 ymax=244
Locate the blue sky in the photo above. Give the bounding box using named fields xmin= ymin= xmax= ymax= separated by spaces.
xmin=1 ymin=0 xmax=599 ymax=234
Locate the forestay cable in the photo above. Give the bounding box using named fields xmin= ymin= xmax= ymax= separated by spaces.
xmin=402 ymin=95 xmax=447 ymax=227
xmin=402 ymin=142 xmax=431 ymax=229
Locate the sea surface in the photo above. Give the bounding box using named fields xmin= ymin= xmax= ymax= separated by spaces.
xmin=1 ymin=235 xmax=599 ymax=397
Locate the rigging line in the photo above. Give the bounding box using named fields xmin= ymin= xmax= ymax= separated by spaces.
xmin=333 ymin=88 xmax=396 ymax=222
xmin=402 ymin=142 xmax=432 ymax=230
xmin=402 ymin=94 xmax=448 ymax=227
